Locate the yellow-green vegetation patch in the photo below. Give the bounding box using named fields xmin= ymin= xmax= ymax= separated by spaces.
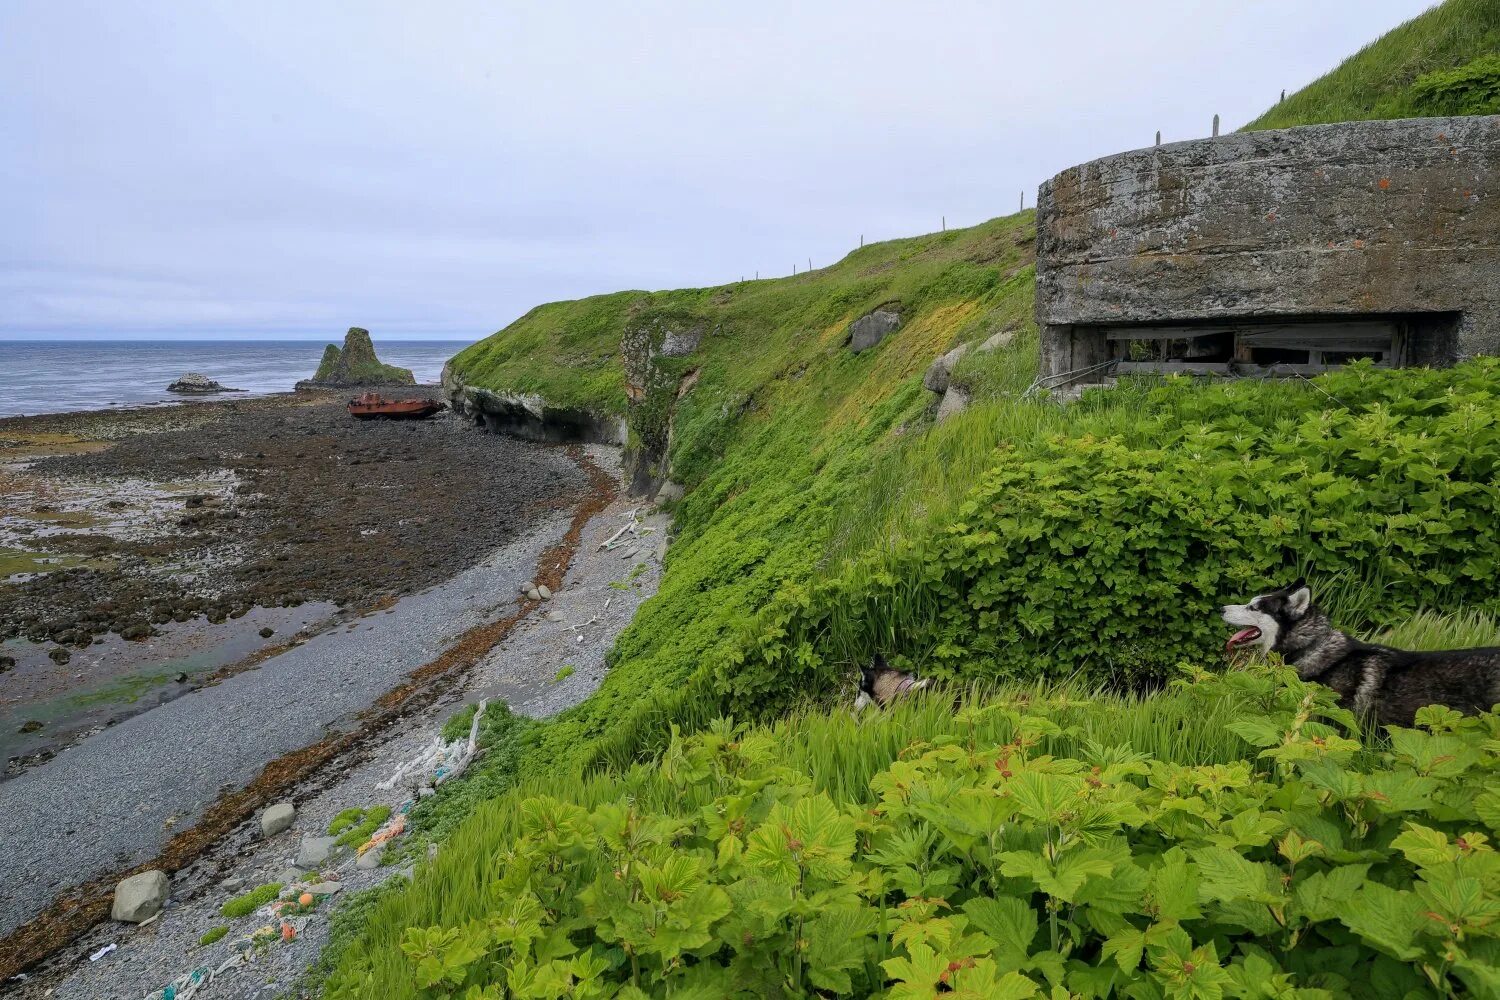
xmin=0 ymin=431 xmax=109 ymax=461
xmin=552 ymin=665 xmax=574 ymax=683
xmin=220 ymin=883 xmax=283 ymax=919
xmin=198 ymin=926 xmax=229 ymax=947
xmin=329 ymin=806 xmax=392 ymax=849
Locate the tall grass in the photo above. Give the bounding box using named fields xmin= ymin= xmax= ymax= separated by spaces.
xmin=1371 ymin=607 xmax=1500 ymax=649
xmin=1244 ymin=0 xmax=1500 ymax=130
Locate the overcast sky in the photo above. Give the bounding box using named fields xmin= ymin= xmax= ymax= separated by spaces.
xmin=1 ymin=1 xmax=1438 ymax=340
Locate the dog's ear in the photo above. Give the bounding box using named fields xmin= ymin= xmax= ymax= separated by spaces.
xmin=1286 ymin=582 xmax=1312 ymax=618
xmin=870 ymin=652 xmax=888 ymax=671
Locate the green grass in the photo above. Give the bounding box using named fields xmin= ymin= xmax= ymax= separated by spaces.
xmin=327 ymin=808 xmax=366 ymax=836
xmin=219 ymin=882 xmax=283 ymax=919
xmin=198 ymin=925 xmax=229 ymax=947
xmin=1371 ymin=607 xmax=1500 ymax=649
xmin=444 ymin=213 xmax=1041 ymax=788
xmin=1245 ymin=0 xmax=1500 ymax=129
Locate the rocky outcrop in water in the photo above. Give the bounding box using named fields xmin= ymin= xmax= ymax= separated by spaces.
xmin=297 ymin=328 xmax=415 ymax=388
xmin=166 ymin=373 xmax=242 ymax=394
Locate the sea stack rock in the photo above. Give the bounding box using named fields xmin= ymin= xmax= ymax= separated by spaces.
xmin=297 ymin=327 xmax=416 ymax=388
xmin=166 ymin=372 xmax=241 ymax=394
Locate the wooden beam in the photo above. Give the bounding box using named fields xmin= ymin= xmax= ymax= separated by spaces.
xmin=1113 ymin=361 xmax=1353 ymax=377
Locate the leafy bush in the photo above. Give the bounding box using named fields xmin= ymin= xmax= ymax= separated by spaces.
xmin=1411 ymin=54 xmax=1500 ymax=115
xmin=331 ymin=665 xmax=1500 ymax=998
xmin=721 ymin=361 xmax=1500 ymax=713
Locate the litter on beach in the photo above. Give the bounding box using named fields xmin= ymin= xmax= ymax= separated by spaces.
xmin=376 ymin=699 xmax=487 ymax=795
xmin=141 ymin=953 xmax=244 ymax=1000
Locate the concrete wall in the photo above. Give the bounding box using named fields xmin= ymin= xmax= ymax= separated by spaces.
xmin=1035 ymin=116 xmax=1500 ymax=383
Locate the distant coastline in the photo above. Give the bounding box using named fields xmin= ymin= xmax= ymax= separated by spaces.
xmin=2 ymin=338 xmax=469 ymax=418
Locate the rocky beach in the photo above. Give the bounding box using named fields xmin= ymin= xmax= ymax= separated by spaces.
xmin=0 ymin=389 xmax=590 ymax=773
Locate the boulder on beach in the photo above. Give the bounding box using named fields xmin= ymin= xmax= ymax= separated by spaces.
xmin=111 ymin=870 xmax=168 ymax=923
xmin=261 ymin=801 xmax=296 ymax=838
xmin=297 ymin=328 xmax=416 ymax=388
xmin=166 ymin=372 xmax=242 ymax=394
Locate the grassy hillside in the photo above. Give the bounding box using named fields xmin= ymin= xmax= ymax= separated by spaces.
xmin=442 ymin=215 xmax=1039 ymax=783
xmin=1245 ymin=0 xmax=1500 ymax=129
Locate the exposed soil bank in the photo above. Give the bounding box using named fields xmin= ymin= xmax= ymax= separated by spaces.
xmin=0 ymin=390 xmax=587 ymax=772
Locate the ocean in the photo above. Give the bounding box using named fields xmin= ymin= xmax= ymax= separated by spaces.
xmin=0 ymin=339 xmax=472 ymax=418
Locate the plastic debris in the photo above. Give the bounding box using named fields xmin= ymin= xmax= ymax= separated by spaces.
xmin=89 ymin=942 xmax=118 ymax=962
xmin=141 ymin=954 xmax=243 ymax=1000
xmin=376 ymin=700 xmax=487 ymax=795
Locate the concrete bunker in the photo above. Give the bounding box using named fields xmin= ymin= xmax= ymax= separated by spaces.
xmin=1035 ymin=116 xmax=1500 ymax=388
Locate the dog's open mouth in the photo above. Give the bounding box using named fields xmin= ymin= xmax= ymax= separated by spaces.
xmin=1225 ymin=626 xmax=1262 ymax=653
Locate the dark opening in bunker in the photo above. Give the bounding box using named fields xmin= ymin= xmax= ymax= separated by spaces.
xmin=1087 ymin=312 xmax=1462 ymax=376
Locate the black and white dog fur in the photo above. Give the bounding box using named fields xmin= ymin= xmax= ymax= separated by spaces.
xmin=1222 ymin=579 xmax=1500 ymax=727
xmin=854 ymin=653 xmax=930 ymax=712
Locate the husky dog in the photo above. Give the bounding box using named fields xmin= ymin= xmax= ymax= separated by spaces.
xmin=1221 ymin=579 xmax=1500 ymax=726
xmin=854 ymin=653 xmax=931 ymax=711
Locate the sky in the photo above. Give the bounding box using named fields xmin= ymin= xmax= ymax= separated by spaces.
xmin=1 ymin=1 xmax=1440 ymax=341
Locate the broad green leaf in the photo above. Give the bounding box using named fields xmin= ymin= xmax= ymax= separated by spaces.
xmin=1190 ymin=846 xmax=1280 ymax=906
xmin=1339 ymin=884 xmax=1428 ymax=961
xmin=962 ymin=896 xmax=1039 ymax=962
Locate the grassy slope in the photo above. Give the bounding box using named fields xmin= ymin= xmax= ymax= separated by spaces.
xmin=440 ymin=216 xmax=1039 ymax=782
xmin=1244 ymin=0 xmax=1500 ymax=129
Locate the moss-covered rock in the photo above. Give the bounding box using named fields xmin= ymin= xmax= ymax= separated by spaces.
xmin=301 ymin=328 xmax=415 ymax=387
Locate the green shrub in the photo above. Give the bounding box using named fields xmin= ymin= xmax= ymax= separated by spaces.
xmin=328 ymin=808 xmax=366 ymax=836
xmin=326 ymin=664 xmax=1500 ymax=998
xmin=332 ymin=806 xmax=392 ymax=849
xmin=1411 ymin=53 xmax=1500 ymax=115
xmin=721 ymin=361 xmax=1500 ymax=714
xmin=220 ymin=883 xmax=283 ymax=919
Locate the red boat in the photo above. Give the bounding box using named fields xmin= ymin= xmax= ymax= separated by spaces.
xmin=347 ymin=392 xmax=444 ymax=420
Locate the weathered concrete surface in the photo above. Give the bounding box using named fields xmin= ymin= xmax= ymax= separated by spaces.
xmin=1036 ymin=116 xmax=1500 ymax=381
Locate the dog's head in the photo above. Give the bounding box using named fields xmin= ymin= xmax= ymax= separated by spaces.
xmin=1221 ymin=579 xmax=1318 ymax=657
xmin=855 ymin=653 xmax=930 ymax=712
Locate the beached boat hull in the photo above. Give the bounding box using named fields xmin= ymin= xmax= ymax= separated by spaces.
xmin=347 ymin=395 xmax=443 ymax=420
